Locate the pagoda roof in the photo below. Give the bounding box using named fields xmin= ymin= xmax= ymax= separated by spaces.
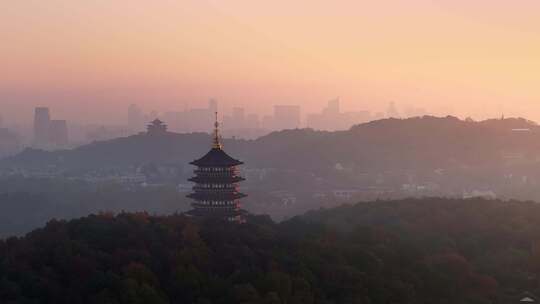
xmin=188 ymin=176 xmax=245 ymax=183
xmin=191 ymin=148 xmax=243 ymax=167
xmin=186 ymin=191 xmax=247 ymax=201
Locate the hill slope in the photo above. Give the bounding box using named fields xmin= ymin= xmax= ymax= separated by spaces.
xmin=4 ymin=116 xmax=540 ymax=175
xmin=4 ymin=198 xmax=540 ymax=303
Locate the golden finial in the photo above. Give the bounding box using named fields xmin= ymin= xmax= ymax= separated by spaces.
xmin=212 ymin=111 xmax=222 ymax=149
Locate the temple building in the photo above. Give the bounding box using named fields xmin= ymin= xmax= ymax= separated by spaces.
xmin=186 ymin=113 xmax=247 ymax=222
xmin=147 ymin=119 xmax=168 ymax=135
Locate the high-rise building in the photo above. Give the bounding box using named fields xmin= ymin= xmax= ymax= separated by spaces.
xmin=34 ymin=107 xmax=51 ymax=146
xmin=273 ymin=105 xmax=301 ymax=130
xmin=33 ymin=107 xmax=70 ymax=148
xmin=223 ymin=108 xmax=264 ymax=139
xmin=307 ymin=99 xmax=371 ymax=131
xmin=49 ymin=120 xmax=68 ymax=146
xmin=245 ymin=114 xmax=260 ymax=129
xmin=223 ymin=107 xmax=245 ymax=131
xmin=232 ymin=107 xmax=245 ymax=129
xmin=187 ymin=114 xmax=247 ymax=223
xmin=325 ymin=98 xmax=340 ymax=115
xmin=163 ymin=111 xmax=189 ymax=133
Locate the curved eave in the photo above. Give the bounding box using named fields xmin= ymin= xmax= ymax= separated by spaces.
xmin=188 ymin=176 xmax=245 ymax=183
xmin=190 ymin=160 xmax=243 ymax=167
xmin=186 ymin=192 xmax=247 ymax=200
xmin=190 ymin=148 xmax=244 ymax=167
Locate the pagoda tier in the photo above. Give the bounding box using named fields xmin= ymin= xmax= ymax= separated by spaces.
xmin=188 ymin=175 xmax=245 ymax=184
xmin=186 ymin=113 xmax=247 ymax=223
xmin=187 ymin=191 xmax=247 ymax=201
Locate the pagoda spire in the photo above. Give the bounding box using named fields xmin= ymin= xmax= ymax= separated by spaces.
xmin=212 ymin=111 xmax=222 ymax=149
xmin=187 ymin=114 xmax=247 ymax=223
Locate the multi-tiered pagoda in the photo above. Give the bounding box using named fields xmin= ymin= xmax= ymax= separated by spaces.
xmin=186 ymin=113 xmax=247 ymax=222
xmin=147 ymin=119 xmax=167 ymax=135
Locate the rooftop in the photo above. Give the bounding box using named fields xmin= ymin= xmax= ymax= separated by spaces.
xmin=191 ymin=147 xmax=243 ymax=167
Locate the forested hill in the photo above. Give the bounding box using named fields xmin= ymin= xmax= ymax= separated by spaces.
xmin=2 ymin=198 xmax=540 ymax=303
xmin=3 ymin=116 xmax=540 ymax=175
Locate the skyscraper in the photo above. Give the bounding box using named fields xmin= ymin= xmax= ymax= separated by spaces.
xmin=48 ymin=120 xmax=68 ymax=146
xmin=273 ymin=105 xmax=301 ymax=130
xmin=34 ymin=107 xmax=51 ymax=146
xmin=307 ymin=99 xmax=371 ymax=131
xmin=325 ymin=98 xmax=340 ymax=115
xmin=232 ymin=107 xmax=246 ymax=129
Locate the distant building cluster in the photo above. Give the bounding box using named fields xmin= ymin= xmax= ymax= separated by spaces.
xmin=128 ymin=100 xmax=304 ymax=140
xmin=33 ymin=107 xmax=69 ymax=149
xmin=0 ymin=98 xmax=432 ymax=157
xmin=307 ymin=98 xmax=371 ymax=131
xmin=129 ymin=100 xmax=218 ymax=135
xmin=126 ymin=98 xmax=430 ymax=140
xmin=222 ymin=105 xmax=301 ymax=139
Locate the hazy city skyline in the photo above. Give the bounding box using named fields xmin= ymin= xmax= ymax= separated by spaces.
xmin=2 ymin=1 xmax=540 ymax=124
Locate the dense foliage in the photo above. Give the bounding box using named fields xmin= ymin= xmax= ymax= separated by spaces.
xmin=302 ymin=198 xmax=540 ymax=292
xmin=3 ymin=198 xmax=540 ymax=303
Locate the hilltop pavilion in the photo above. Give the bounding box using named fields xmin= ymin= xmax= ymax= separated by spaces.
xmin=147 ymin=119 xmax=168 ymax=135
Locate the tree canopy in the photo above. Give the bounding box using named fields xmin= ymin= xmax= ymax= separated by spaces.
xmin=3 ymin=197 xmax=540 ymax=303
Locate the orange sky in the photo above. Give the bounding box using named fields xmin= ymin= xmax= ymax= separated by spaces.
xmin=1 ymin=0 xmax=539 ymax=124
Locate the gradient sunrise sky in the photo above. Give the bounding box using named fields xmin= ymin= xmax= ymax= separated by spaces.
xmin=1 ymin=0 xmax=539 ymax=124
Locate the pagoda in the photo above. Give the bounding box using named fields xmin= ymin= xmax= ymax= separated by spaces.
xmin=147 ymin=119 xmax=168 ymax=135
xmin=186 ymin=113 xmax=247 ymax=222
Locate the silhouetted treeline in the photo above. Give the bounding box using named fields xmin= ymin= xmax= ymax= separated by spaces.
xmin=2 ymin=198 xmax=540 ymax=303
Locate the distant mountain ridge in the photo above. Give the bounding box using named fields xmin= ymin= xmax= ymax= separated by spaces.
xmin=3 ymin=116 xmax=539 ymax=175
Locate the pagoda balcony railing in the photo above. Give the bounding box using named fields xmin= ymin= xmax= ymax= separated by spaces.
xmin=193 ymin=170 xmax=239 ymax=176
xmin=189 ymin=176 xmax=245 ymax=183
xmin=187 ymin=191 xmax=247 ymax=200
xmin=191 ymin=187 xmax=240 ymax=192
xmin=189 ymin=204 xmax=241 ymax=214
xmin=191 ymin=202 xmax=239 ymax=208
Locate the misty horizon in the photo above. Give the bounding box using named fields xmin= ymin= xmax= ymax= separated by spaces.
xmin=0 ymin=94 xmax=531 ymax=127
xmin=2 ymin=1 xmax=540 ymax=125
xmin=3 ymin=2 xmax=540 ymax=302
